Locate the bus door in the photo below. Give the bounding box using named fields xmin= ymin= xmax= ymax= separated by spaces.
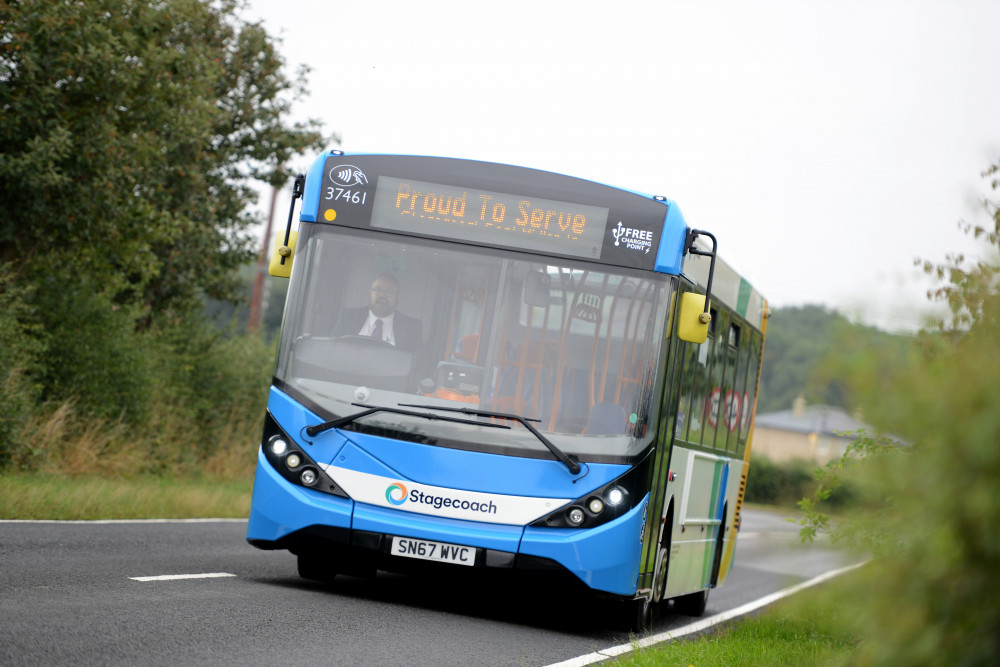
xmin=663 ymin=450 xmax=730 ymax=597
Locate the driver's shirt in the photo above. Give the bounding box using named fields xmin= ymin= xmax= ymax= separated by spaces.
xmin=358 ymin=310 xmax=396 ymax=346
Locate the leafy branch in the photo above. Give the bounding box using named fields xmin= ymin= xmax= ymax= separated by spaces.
xmin=795 ymin=429 xmax=906 ymax=547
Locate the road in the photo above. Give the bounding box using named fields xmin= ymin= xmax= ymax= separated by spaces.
xmin=0 ymin=508 xmax=857 ymax=666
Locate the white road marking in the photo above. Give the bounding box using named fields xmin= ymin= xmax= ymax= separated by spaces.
xmin=544 ymin=560 xmax=868 ymax=667
xmin=130 ymin=573 xmax=236 ymax=582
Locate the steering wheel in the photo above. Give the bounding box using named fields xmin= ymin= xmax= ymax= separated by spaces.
xmin=335 ymin=334 xmax=397 ymax=350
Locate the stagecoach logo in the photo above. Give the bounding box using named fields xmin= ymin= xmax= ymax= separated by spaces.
xmin=329 ymin=164 xmax=369 ymax=187
xmin=611 ymin=221 xmax=653 ymax=254
xmin=385 ymin=482 xmax=408 ymax=506
xmin=384 ymin=481 xmax=499 ymax=515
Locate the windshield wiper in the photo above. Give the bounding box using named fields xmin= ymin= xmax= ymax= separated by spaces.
xmin=305 ymin=403 xmax=512 ymax=437
xmin=398 ymin=404 xmax=582 ymax=475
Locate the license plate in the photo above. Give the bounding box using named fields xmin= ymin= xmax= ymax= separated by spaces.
xmin=390 ymin=536 xmax=475 ymax=567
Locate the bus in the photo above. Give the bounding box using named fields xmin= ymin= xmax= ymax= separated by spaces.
xmin=246 ymin=151 xmax=768 ymax=630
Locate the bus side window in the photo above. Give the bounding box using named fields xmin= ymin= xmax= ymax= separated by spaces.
xmin=674 ymin=292 xmax=708 ymax=442
xmin=689 ymin=314 xmax=712 ymax=440
xmin=701 ymin=308 xmax=727 ymax=449
xmin=722 ymin=319 xmax=741 ymax=452
xmin=674 ymin=336 xmax=699 ymax=443
xmin=731 ymin=320 xmax=752 ymax=454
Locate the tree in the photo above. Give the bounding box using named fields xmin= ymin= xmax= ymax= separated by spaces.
xmin=918 ymin=163 xmax=1000 ymax=332
xmin=758 ymin=305 xmax=847 ymax=412
xmin=0 ymin=0 xmax=327 ymax=420
xmin=797 ymin=160 xmax=1000 ymax=665
xmin=757 ymin=305 xmax=906 ymax=414
xmin=0 ymin=0 xmax=326 ymax=316
xmin=0 ymin=265 xmax=44 ymax=464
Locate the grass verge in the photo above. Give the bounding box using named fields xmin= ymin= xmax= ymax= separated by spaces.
xmin=611 ymin=577 xmax=863 ymax=667
xmin=0 ymin=473 xmax=253 ymax=520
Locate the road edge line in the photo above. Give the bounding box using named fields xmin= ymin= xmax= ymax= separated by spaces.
xmin=544 ymin=560 xmax=868 ymax=667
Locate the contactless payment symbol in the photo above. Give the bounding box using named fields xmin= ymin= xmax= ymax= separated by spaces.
xmin=329 ymin=164 xmax=369 ymax=187
xmin=385 ymin=482 xmax=408 ymax=506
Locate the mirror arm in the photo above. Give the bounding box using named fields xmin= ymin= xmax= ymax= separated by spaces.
xmin=685 ymin=229 xmax=717 ymax=321
xmin=279 ymin=174 xmax=306 ymax=266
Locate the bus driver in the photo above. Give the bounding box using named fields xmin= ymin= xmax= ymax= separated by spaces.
xmin=332 ymin=272 xmax=424 ymax=355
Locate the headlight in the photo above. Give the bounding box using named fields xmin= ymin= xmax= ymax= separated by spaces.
xmin=530 ymin=454 xmax=652 ymax=530
xmin=606 ymin=486 xmax=626 ymax=507
xmin=260 ymin=412 xmax=348 ymax=498
xmin=300 ymin=468 xmax=318 ymax=486
xmin=269 ymin=437 xmax=288 ymax=456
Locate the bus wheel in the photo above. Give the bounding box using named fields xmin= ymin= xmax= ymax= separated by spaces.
xmin=297 ymin=553 xmax=337 ymax=583
xmin=617 ymin=596 xmax=651 ymax=633
xmin=652 ymin=546 xmax=668 ymax=604
xmin=672 ymin=588 xmax=709 ymax=617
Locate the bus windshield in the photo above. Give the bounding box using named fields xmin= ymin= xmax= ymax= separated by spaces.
xmin=275 ymin=225 xmax=675 ymax=463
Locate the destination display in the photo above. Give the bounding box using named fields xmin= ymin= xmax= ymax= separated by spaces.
xmin=312 ymin=154 xmax=673 ymax=270
xmin=369 ymin=176 xmax=610 ymax=260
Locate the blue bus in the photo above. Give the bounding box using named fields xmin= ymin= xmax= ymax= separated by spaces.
xmin=247 ymin=152 xmax=768 ymax=629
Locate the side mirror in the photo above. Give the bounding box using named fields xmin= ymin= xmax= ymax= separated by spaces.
xmin=269 ymin=173 xmax=306 ymax=279
xmin=677 ymin=292 xmax=710 ymax=343
xmin=268 ymin=231 xmax=298 ymax=278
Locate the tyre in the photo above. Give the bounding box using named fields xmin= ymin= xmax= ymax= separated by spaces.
xmin=653 ymin=501 xmax=674 ymax=605
xmin=616 ymin=596 xmax=652 ymax=633
xmin=652 ymin=546 xmax=668 ymax=603
xmin=297 ymin=553 xmax=337 ymax=583
xmin=672 ymin=588 xmax=709 ymax=617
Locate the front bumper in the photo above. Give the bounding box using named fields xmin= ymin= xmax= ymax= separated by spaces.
xmin=247 ymin=448 xmax=647 ymax=596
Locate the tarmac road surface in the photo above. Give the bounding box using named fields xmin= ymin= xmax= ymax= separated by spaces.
xmin=0 ymin=507 xmax=856 ymax=666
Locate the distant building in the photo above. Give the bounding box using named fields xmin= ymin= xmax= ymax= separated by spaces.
xmin=752 ymin=397 xmax=869 ymax=464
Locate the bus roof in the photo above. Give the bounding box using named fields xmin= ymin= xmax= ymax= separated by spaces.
xmin=683 ymin=240 xmax=767 ymax=328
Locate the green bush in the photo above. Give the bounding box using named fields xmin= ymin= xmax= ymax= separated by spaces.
xmin=744 ymin=456 xmax=814 ymax=507
xmin=836 ymin=293 xmax=1000 ymax=666
xmin=746 ymin=455 xmax=860 ymax=512
xmin=31 ymin=266 xmax=152 ymax=424
xmin=150 ymin=321 xmax=273 ymax=423
xmin=2 ymin=260 xmax=274 ymax=476
xmin=808 ymin=171 xmax=1000 ymax=665
xmin=0 ymin=265 xmax=46 ymax=464
xmin=142 ymin=319 xmax=274 ymax=471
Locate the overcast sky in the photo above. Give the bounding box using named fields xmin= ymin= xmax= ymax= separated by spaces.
xmin=243 ymin=0 xmax=1000 ymax=331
